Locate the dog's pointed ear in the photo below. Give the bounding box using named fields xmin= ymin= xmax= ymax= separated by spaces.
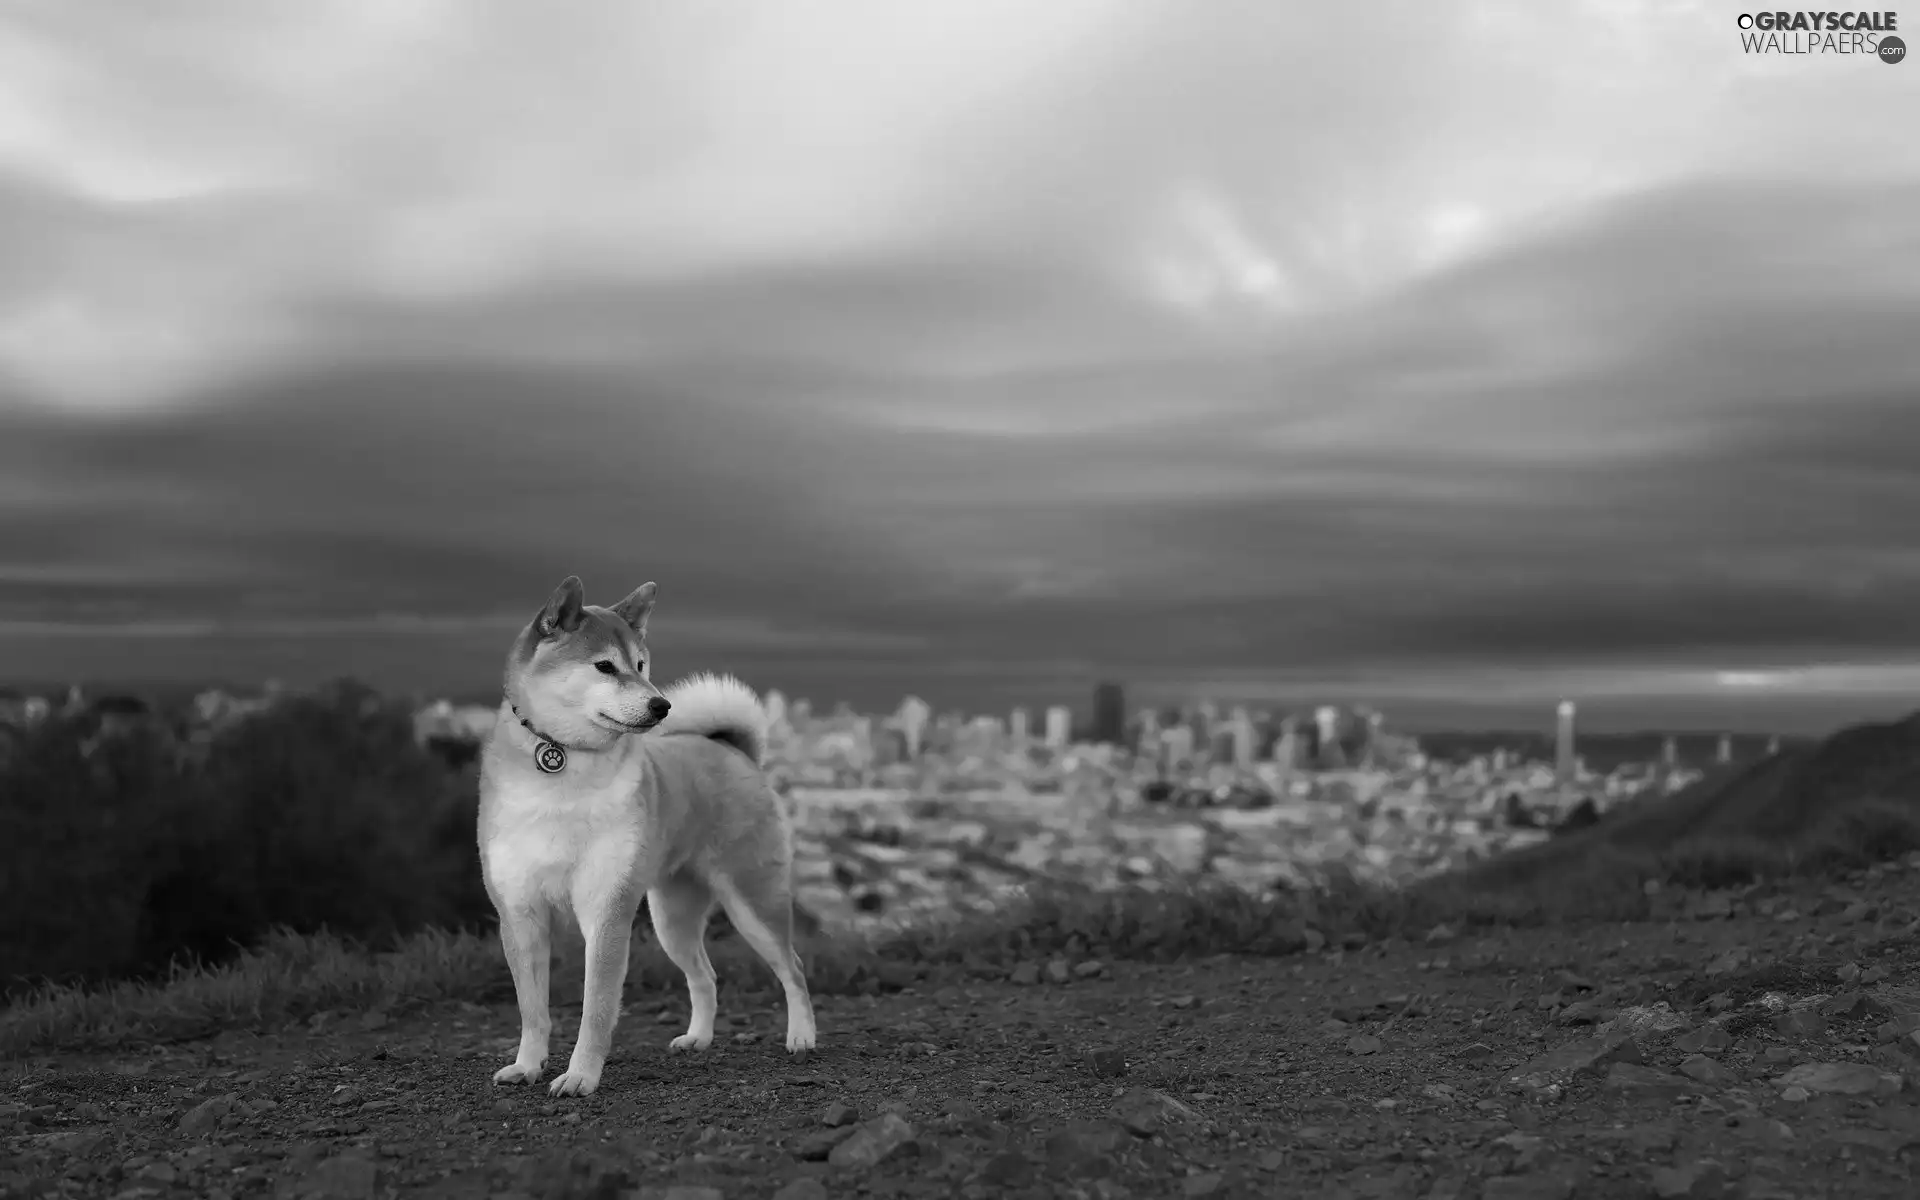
xmin=537 ymin=576 xmax=587 ymax=637
xmin=612 ymin=582 xmax=657 ymax=634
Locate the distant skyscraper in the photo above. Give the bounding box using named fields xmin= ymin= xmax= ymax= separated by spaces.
xmin=1043 ymin=705 xmax=1072 ymax=749
xmin=1228 ymin=706 xmax=1255 ymax=769
xmin=1009 ymin=707 xmax=1030 ymax=745
xmin=1716 ymin=734 xmax=1732 ymax=765
xmin=896 ymin=695 xmax=931 ymax=758
xmin=1765 ymin=735 xmax=1780 ymax=757
xmin=1313 ymin=705 xmax=1338 ymax=745
xmin=1313 ymin=705 xmax=1343 ymax=768
xmin=1134 ymin=707 xmax=1161 ymax=755
xmin=1273 ymin=716 xmax=1302 ymax=770
xmin=1555 ymin=700 xmax=1577 ymax=784
xmin=1161 ymin=724 xmax=1194 ymax=765
xmin=1362 ymin=710 xmax=1384 ymax=768
xmin=1187 ymin=705 xmax=1212 ymax=748
xmin=1091 ymin=681 xmax=1126 ymax=745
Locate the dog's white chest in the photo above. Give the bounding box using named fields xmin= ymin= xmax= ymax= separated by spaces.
xmin=483 ymin=768 xmax=643 ymax=909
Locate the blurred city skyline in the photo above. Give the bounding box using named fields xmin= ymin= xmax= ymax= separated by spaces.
xmin=2 ymin=2 xmax=1917 ymax=734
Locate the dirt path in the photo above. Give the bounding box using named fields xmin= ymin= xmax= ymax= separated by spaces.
xmin=6 ymin=865 xmax=1920 ymax=1200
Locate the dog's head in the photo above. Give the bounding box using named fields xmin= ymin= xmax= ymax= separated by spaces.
xmin=504 ymin=576 xmax=670 ymax=748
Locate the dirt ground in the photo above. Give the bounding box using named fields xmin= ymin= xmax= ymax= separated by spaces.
xmin=5 ymin=864 xmax=1920 ymax=1200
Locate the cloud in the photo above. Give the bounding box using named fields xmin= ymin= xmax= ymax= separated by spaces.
xmin=4 ymin=0 xmax=1916 ymax=407
xmin=1 ymin=2 xmax=1918 ymax=725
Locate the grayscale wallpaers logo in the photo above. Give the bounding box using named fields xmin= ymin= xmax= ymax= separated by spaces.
xmin=1735 ymin=11 xmax=1904 ymax=60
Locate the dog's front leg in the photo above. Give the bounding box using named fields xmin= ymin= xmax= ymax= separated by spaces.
xmin=549 ymin=883 xmax=645 ymax=1097
xmin=491 ymin=899 xmax=553 ymax=1085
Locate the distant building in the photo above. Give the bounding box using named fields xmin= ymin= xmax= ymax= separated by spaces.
xmin=1132 ymin=707 xmax=1161 ymax=756
xmin=1090 ymin=681 xmax=1126 ymax=746
xmin=1716 ymin=734 xmax=1732 ymax=765
xmin=1362 ymin=709 xmax=1384 ymax=769
xmin=1661 ymin=736 xmax=1678 ymax=768
xmin=1009 ymin=707 xmax=1030 ymax=745
xmin=0 ymin=688 xmax=51 ymax=728
xmin=1273 ymin=716 xmax=1303 ymax=770
xmin=1313 ymin=705 xmax=1344 ymax=769
xmin=896 ymin=695 xmax=931 ymax=758
xmin=1160 ymin=724 xmax=1195 ymax=766
xmin=1228 ymin=706 xmax=1256 ymax=769
xmin=411 ymin=698 xmax=494 ymax=746
xmin=1208 ymin=728 xmax=1235 ymax=764
xmin=1192 ymin=701 xmax=1218 ymax=747
xmin=872 ymin=725 xmax=910 ymax=766
xmin=1043 ymin=705 xmax=1072 ymax=750
xmin=1554 ymin=700 xmax=1577 ymax=784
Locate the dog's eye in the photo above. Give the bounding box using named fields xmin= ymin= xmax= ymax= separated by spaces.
xmin=636 ymin=659 xmax=646 ymax=674
xmin=594 ymin=660 xmax=619 ymax=675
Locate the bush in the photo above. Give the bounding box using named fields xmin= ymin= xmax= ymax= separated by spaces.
xmin=0 ymin=720 xmax=186 ymax=991
xmin=0 ymin=681 xmax=488 ymax=995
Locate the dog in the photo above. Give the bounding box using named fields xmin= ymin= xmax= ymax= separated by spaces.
xmin=477 ymin=575 xmax=817 ymax=1097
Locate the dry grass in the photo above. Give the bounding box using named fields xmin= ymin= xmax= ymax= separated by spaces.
xmin=6 ymin=797 xmax=1918 ymax=1060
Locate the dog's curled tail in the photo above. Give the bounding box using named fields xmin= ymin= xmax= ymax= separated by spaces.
xmin=658 ymin=672 xmax=770 ymax=766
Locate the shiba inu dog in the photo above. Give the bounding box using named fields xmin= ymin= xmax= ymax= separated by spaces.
xmin=478 ymin=576 xmax=816 ymax=1097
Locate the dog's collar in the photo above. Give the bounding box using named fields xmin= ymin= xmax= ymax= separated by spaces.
xmin=510 ymin=703 xmax=573 ymax=775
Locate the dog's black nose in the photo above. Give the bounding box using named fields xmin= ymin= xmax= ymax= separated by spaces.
xmin=647 ymin=696 xmax=671 ymax=719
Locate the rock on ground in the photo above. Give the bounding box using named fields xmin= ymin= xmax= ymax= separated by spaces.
xmin=4 ymin=866 xmax=1920 ymax=1198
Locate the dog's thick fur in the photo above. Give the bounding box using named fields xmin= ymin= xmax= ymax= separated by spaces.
xmin=477 ymin=576 xmax=815 ymax=1097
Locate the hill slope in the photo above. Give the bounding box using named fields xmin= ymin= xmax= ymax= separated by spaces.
xmin=1453 ymin=709 xmax=1920 ymax=895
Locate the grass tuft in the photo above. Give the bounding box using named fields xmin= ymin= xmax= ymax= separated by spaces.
xmin=6 ymin=794 xmax=1918 ymax=1060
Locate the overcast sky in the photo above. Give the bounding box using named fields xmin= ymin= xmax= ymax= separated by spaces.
xmin=2 ymin=0 xmax=1917 ymax=731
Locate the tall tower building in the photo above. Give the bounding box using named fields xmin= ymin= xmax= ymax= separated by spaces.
xmin=1226 ymin=707 xmax=1254 ymax=769
xmin=1090 ymin=681 xmax=1127 ymax=746
xmin=1313 ymin=705 xmax=1343 ymax=769
xmin=1043 ymin=705 xmax=1072 ymax=750
xmin=1009 ymin=707 xmax=1030 ymax=745
xmin=1134 ymin=707 xmax=1161 ymax=755
xmin=1555 ymin=700 xmax=1577 ymax=784
xmin=1187 ymin=704 xmax=1214 ymax=749
xmin=1273 ymin=715 xmax=1302 ymax=770
xmin=896 ymin=695 xmax=931 ymax=758
xmin=1716 ymin=734 xmax=1732 ymax=766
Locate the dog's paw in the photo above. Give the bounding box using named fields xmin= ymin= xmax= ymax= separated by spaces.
xmin=492 ymin=1060 xmax=545 ymax=1086
xmin=786 ymin=1029 xmax=817 ymax=1056
xmin=668 ymin=1033 xmax=712 ymax=1053
xmin=548 ymin=1068 xmax=600 ymax=1098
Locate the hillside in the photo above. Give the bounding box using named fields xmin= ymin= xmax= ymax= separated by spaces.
xmin=1453 ymin=709 xmax=1920 ymax=894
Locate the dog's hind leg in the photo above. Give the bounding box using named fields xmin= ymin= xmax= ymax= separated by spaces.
xmin=712 ymin=871 xmax=817 ymax=1055
xmin=491 ymin=899 xmax=553 ymax=1086
xmin=647 ymin=872 xmax=719 ymax=1052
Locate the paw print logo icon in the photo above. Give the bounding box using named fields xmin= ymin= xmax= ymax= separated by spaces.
xmin=534 ymin=741 xmax=568 ymax=774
